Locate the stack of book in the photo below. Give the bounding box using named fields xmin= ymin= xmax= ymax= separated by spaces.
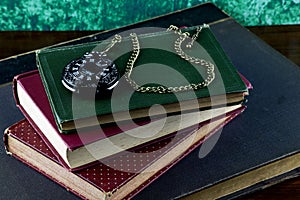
xmin=3 ymin=4 xmax=252 ymax=200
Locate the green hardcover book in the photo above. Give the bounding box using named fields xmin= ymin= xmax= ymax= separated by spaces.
xmin=36 ymin=25 xmax=248 ymax=133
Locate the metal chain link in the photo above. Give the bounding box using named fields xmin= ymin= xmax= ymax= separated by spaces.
xmin=102 ymin=34 xmax=122 ymax=53
xmin=123 ymin=25 xmax=215 ymax=93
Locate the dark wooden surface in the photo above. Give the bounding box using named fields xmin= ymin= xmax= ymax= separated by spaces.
xmin=1 ymin=25 xmax=300 ymax=67
xmin=0 ymin=25 xmax=300 ymax=199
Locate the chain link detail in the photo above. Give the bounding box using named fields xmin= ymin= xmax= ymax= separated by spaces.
xmin=123 ymin=25 xmax=215 ymax=93
xmin=102 ymin=34 xmax=122 ymax=53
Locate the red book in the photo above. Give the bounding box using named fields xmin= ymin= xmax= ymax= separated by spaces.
xmin=4 ymin=107 xmax=244 ymax=200
xmin=13 ymin=70 xmax=242 ymax=170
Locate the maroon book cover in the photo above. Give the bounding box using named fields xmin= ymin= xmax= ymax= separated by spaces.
xmin=13 ymin=70 xmax=245 ymax=170
xmin=13 ymin=70 xmax=151 ymax=150
xmin=13 ymin=70 xmax=168 ymax=170
xmin=13 ymin=70 xmax=252 ymax=151
xmin=3 ymin=106 xmax=245 ymax=199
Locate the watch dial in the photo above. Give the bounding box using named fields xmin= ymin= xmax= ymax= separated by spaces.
xmin=62 ymin=51 xmax=119 ymax=97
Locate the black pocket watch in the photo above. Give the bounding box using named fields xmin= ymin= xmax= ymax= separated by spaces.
xmin=61 ymin=51 xmax=119 ymax=98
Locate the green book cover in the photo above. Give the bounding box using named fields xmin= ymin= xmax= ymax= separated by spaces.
xmin=36 ymin=26 xmax=247 ymax=133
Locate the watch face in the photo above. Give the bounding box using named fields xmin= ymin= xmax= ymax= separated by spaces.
xmin=61 ymin=51 xmax=119 ymax=97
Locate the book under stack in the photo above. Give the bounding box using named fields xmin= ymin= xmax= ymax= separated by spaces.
xmin=3 ymin=3 xmax=300 ymax=200
xmin=3 ymin=4 xmax=251 ymax=200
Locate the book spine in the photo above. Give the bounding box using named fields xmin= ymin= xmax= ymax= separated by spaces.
xmin=36 ymin=53 xmax=66 ymax=133
xmin=4 ymin=132 xmax=89 ymax=200
xmin=3 ymin=126 xmax=12 ymax=156
xmin=12 ymin=70 xmax=39 ymax=106
xmin=12 ymin=72 xmax=73 ymax=170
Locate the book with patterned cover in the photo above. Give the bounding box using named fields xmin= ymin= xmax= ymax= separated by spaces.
xmin=4 ymin=107 xmax=244 ymax=200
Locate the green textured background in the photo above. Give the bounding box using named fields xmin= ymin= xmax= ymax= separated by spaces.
xmin=0 ymin=0 xmax=299 ymax=30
